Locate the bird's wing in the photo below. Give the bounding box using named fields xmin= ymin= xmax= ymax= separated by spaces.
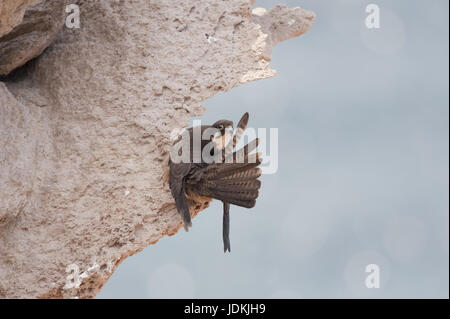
xmin=225 ymin=138 xmax=259 ymax=163
xmin=233 ymin=112 xmax=249 ymax=149
xmin=222 ymin=112 xmax=249 ymax=161
xmin=169 ymin=161 xmax=193 ymax=231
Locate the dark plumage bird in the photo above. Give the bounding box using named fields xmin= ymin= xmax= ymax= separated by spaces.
xmin=168 ymin=113 xmax=262 ymax=252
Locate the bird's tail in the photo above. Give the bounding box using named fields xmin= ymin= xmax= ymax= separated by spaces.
xmin=190 ymin=139 xmax=262 ymax=208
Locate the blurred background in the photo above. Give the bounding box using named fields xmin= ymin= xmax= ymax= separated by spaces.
xmin=98 ymin=0 xmax=449 ymax=298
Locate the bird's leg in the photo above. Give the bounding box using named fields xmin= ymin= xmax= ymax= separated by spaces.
xmin=222 ymin=201 xmax=231 ymax=253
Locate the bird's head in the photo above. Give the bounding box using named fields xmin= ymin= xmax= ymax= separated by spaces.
xmin=212 ymin=120 xmax=233 ymax=135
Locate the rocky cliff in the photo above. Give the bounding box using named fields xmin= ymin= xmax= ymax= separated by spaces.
xmin=0 ymin=0 xmax=314 ymax=298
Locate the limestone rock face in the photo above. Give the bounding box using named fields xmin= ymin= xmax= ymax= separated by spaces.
xmin=0 ymin=0 xmax=68 ymax=75
xmin=0 ymin=0 xmax=314 ymax=298
xmin=0 ymin=0 xmax=35 ymax=37
xmin=252 ymin=5 xmax=315 ymax=60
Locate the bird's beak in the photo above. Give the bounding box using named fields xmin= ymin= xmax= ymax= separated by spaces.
xmin=224 ymin=126 xmax=233 ymax=137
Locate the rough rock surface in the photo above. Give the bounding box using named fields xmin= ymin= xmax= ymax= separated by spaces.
xmin=0 ymin=0 xmax=35 ymax=37
xmin=0 ymin=0 xmax=68 ymax=75
xmin=252 ymin=5 xmax=314 ymax=60
xmin=0 ymin=0 xmax=314 ymax=298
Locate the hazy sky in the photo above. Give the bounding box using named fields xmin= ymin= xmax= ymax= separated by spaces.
xmin=98 ymin=0 xmax=449 ymax=298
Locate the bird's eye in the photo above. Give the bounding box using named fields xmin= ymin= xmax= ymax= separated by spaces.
xmin=217 ymin=125 xmax=224 ymax=130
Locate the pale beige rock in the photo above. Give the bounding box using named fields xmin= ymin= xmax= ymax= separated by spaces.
xmin=252 ymin=5 xmax=315 ymax=60
xmin=0 ymin=0 xmax=35 ymax=37
xmin=0 ymin=0 xmax=68 ymax=75
xmin=0 ymin=0 xmax=314 ymax=298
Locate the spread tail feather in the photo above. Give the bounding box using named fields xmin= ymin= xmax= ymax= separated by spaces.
xmin=191 ymin=153 xmax=262 ymax=208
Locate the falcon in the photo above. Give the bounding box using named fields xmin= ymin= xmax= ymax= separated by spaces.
xmin=168 ymin=113 xmax=262 ymax=252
